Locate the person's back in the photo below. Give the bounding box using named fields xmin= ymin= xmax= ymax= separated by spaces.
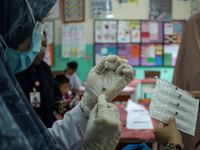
xmin=172 ymin=12 xmax=200 ymax=150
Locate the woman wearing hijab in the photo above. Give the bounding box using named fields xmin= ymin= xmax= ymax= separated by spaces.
xmin=172 ymin=12 xmax=200 ymax=149
xmin=0 ymin=0 xmax=134 ymax=149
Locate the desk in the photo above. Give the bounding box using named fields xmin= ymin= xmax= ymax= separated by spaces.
xmin=116 ymin=103 xmax=158 ymax=150
xmin=79 ymin=85 xmax=136 ymax=102
xmin=128 ymin=79 xmax=157 ymax=99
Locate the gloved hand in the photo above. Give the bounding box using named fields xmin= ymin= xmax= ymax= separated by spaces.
xmin=82 ymin=95 xmax=121 ymax=150
xmin=154 ymin=117 xmax=184 ymax=149
xmin=79 ymin=55 xmax=134 ymax=117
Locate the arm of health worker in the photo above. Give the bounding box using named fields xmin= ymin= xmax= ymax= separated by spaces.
xmin=48 ymin=105 xmax=88 ymax=150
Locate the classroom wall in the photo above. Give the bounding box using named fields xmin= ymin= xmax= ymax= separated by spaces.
xmin=51 ymin=0 xmax=192 ymax=83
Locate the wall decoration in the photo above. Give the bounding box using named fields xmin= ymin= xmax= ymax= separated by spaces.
xmin=118 ymin=21 xmax=131 ymax=43
xmin=164 ymin=21 xmax=185 ymax=43
xmin=62 ymin=24 xmax=86 ymax=58
xmin=117 ymin=44 xmax=140 ymax=66
xmin=141 ymin=44 xmax=163 ymax=66
xmin=95 ymin=20 xmax=117 ymax=43
xmin=43 ymin=21 xmax=54 ymax=66
xmin=164 ymin=44 xmax=179 ymax=66
xmin=191 ymin=1 xmax=200 ymax=15
xmin=44 ymin=44 xmax=54 ymax=66
xmin=94 ymin=20 xmax=185 ymax=67
xmin=95 ymin=44 xmax=117 ymax=64
xmin=149 ymin=0 xmax=172 ymax=21
xmin=62 ymin=0 xmax=85 ymax=23
xmin=116 ymin=0 xmax=138 ymax=4
xmin=118 ymin=20 xmax=141 ymax=43
xmin=141 ymin=21 xmax=163 ymax=43
xmin=90 ymin=0 xmax=113 ymax=19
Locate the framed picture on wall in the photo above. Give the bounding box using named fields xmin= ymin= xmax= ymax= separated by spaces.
xmin=62 ymin=0 xmax=85 ymax=23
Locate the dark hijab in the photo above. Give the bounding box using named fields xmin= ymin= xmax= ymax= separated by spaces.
xmin=0 ymin=0 xmax=61 ymax=149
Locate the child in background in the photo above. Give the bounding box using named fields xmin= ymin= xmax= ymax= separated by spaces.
xmin=65 ymin=61 xmax=81 ymax=94
xmin=55 ymin=74 xmax=80 ymax=113
xmin=55 ymin=75 xmax=71 ymax=103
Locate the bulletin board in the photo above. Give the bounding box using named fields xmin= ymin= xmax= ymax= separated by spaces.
xmin=94 ymin=20 xmax=186 ymax=67
xmin=62 ymin=0 xmax=85 ymax=23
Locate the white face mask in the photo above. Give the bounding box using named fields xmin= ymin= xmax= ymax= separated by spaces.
xmin=149 ymin=77 xmax=199 ymax=136
xmin=0 ymin=0 xmax=44 ymax=74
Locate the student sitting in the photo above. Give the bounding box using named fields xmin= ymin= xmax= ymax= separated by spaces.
xmin=65 ymin=61 xmax=81 ymax=94
xmin=55 ymin=74 xmax=71 ymax=103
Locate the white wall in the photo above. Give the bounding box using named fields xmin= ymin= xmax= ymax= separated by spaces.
xmin=54 ymin=0 xmax=191 ymax=45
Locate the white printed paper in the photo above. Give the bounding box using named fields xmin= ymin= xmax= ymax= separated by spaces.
xmin=126 ymin=100 xmax=153 ymax=130
xmin=118 ymin=21 xmax=131 ymax=43
xmin=131 ymin=29 xmax=141 ymax=43
xmin=164 ymin=23 xmax=173 ymax=35
xmin=44 ymin=21 xmax=54 ymax=45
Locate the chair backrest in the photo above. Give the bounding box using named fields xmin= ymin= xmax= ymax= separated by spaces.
xmin=144 ymin=71 xmax=160 ymax=78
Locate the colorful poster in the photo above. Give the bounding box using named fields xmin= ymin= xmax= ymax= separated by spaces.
xmin=141 ymin=21 xmax=163 ymax=43
xmin=118 ymin=21 xmax=131 ymax=43
xmin=164 ymin=21 xmax=185 ymax=43
xmin=130 ymin=21 xmax=141 ymax=43
xmin=62 ymin=24 xmax=86 ymax=58
xmin=95 ymin=44 xmax=117 ymax=64
xmin=115 ymin=0 xmax=138 ymax=4
xmin=141 ymin=44 xmax=163 ymax=66
xmin=149 ymin=0 xmax=172 ymax=21
xmin=91 ymin=0 xmax=113 ymax=19
xmin=95 ymin=21 xmax=117 ymax=43
xmin=117 ymin=44 xmax=140 ymax=66
xmin=164 ymin=44 xmax=179 ymax=66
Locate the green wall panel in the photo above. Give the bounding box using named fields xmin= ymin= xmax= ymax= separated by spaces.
xmin=51 ymin=44 xmax=94 ymax=84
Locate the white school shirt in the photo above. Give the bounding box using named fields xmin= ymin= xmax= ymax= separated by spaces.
xmin=66 ymin=73 xmax=81 ymax=91
xmin=49 ymin=105 xmax=88 ymax=150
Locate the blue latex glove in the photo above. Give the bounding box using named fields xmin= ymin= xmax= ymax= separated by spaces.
xmin=122 ymin=143 xmax=151 ymax=150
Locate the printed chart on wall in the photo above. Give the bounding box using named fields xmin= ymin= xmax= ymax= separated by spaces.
xmin=95 ymin=21 xmax=117 ymax=43
xmin=141 ymin=21 xmax=163 ymax=43
xmin=141 ymin=44 xmax=163 ymax=66
xmin=95 ymin=44 xmax=117 ymax=64
xmin=118 ymin=44 xmax=140 ymax=66
xmin=43 ymin=21 xmax=54 ymax=66
xmin=62 ymin=24 xmax=86 ymax=58
xmin=164 ymin=44 xmax=179 ymax=66
xmin=164 ymin=21 xmax=185 ymax=44
xmin=118 ymin=20 xmax=141 ymax=43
